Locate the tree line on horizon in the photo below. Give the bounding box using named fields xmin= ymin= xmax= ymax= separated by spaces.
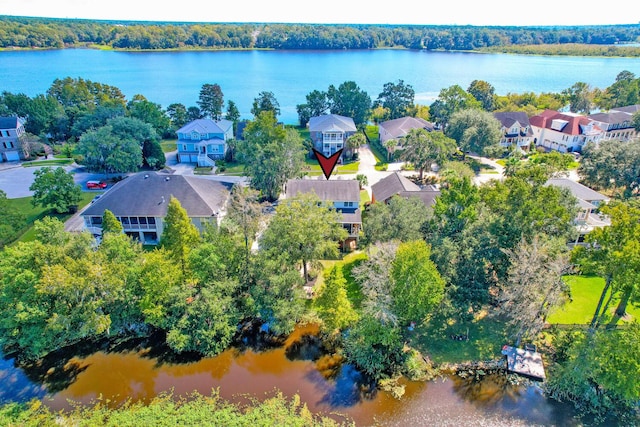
xmin=1 ymin=15 xmax=639 ymax=50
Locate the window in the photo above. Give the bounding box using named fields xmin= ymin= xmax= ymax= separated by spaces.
xmin=130 ymin=217 xmax=139 ymax=225
xmin=191 ymin=131 xmax=200 ymax=140
xmin=139 ymin=217 xmax=147 ymax=225
xmin=91 ymin=216 xmax=102 ymax=225
xmin=121 ymin=217 xmax=130 ymax=225
xmin=344 ymin=201 xmax=354 ymax=207
xmin=147 ymin=217 xmax=156 ymax=225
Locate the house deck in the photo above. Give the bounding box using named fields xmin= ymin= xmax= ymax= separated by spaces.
xmin=501 ymin=345 xmax=546 ymax=380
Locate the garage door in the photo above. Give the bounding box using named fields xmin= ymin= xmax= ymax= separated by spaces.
xmin=4 ymin=151 xmax=20 ymax=161
xmin=190 ymin=154 xmax=199 ymax=163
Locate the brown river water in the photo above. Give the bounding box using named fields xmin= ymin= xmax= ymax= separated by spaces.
xmin=1 ymin=324 xmax=584 ymax=426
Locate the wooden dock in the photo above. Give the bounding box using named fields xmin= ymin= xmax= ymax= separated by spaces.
xmin=501 ymin=345 xmax=546 ymax=381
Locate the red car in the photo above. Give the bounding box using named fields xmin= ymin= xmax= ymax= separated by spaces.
xmin=86 ymin=180 xmax=107 ymax=189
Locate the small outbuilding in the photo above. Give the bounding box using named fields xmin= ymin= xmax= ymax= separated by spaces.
xmin=501 ymin=344 xmax=546 ymax=381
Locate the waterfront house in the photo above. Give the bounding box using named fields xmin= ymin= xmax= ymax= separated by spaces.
xmin=545 ymin=178 xmax=610 ymax=243
xmin=378 ymin=116 xmax=435 ymax=147
xmin=588 ymin=104 xmax=640 ymax=142
xmin=285 ymin=178 xmax=361 ymax=250
xmin=308 ymin=114 xmax=357 ymax=162
xmin=82 ymin=171 xmax=232 ymax=244
xmin=530 ymin=110 xmax=603 ymax=153
xmin=176 ymin=119 xmax=233 ymax=167
xmin=371 ymin=172 xmax=440 ymax=208
xmin=493 ymin=112 xmax=535 ymax=152
xmin=0 ymin=116 xmax=26 ymax=162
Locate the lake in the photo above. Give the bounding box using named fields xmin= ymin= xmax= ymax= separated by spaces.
xmin=0 ymin=324 xmax=584 ymax=426
xmin=1 ymin=48 xmax=640 ymax=124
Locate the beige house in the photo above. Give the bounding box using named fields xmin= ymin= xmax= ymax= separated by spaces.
xmin=588 ymin=104 xmax=639 ymax=142
xmin=378 ymin=116 xmax=435 ymax=148
xmin=530 ymin=110 xmax=603 ymax=153
xmin=493 ymin=112 xmax=535 ymax=151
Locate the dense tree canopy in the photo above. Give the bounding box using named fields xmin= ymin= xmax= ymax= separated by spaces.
xmin=29 ymin=167 xmax=82 ymax=214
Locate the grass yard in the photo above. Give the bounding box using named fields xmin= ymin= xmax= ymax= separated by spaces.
xmin=410 ymin=311 xmax=509 ymax=364
xmin=547 ymin=275 xmax=640 ymax=325
xmin=360 ymin=189 xmax=370 ymax=204
xmin=302 ymin=158 xmax=360 ymax=176
xmin=22 ymin=159 xmax=73 ymax=167
xmin=160 ymin=139 xmax=177 ymax=153
xmin=5 ymin=192 xmax=98 ymax=245
xmin=317 ymin=251 xmax=367 ymax=310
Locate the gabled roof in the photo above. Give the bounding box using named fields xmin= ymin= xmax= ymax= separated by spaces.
xmin=176 ymin=119 xmax=232 ymax=135
xmin=83 ymin=172 xmax=232 ymax=217
xmin=285 ymin=178 xmax=359 ymax=202
xmin=530 ymin=110 xmax=601 ymax=136
xmin=0 ymin=116 xmax=22 ymax=130
xmin=308 ymin=114 xmax=356 ymax=133
xmin=611 ymin=104 xmax=640 ymax=114
xmin=545 ymin=178 xmax=609 ymax=203
xmin=398 ymin=190 xmax=440 ymax=207
xmin=588 ymin=110 xmax=633 ymax=125
xmin=378 ymin=116 xmax=435 ymax=139
xmin=371 ymin=172 xmax=420 ymax=202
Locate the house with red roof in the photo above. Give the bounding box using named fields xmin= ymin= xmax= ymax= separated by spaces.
xmin=529 ymin=110 xmax=603 ymax=153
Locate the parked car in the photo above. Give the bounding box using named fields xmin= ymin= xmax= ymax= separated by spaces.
xmin=86 ymin=180 xmax=107 ymax=189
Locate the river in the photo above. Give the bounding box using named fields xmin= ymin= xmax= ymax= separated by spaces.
xmin=1 ymin=48 xmax=640 ymax=124
xmin=0 ymin=324 xmax=583 ymax=426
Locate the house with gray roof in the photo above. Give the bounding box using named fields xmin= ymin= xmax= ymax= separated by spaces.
xmin=308 ymin=114 xmax=357 ymax=162
xmin=285 ymin=178 xmax=361 ymax=250
xmin=545 ymin=178 xmax=610 ymax=242
xmin=371 ymin=172 xmax=440 ymax=207
xmin=494 ymin=112 xmax=535 ymax=151
xmin=588 ymin=104 xmax=639 ymax=142
xmin=378 ymin=116 xmax=435 ymax=148
xmin=0 ymin=116 xmax=26 ymax=162
xmin=176 ymin=119 xmax=233 ymax=167
xmin=82 ymin=171 xmax=233 ymax=244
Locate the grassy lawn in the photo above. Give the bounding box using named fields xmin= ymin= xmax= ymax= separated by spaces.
xmin=318 ymin=251 xmax=367 ymax=310
xmin=410 ymin=312 xmax=509 ymax=364
xmin=160 ymin=139 xmax=177 ymax=153
xmin=216 ymin=161 xmax=245 ymax=175
xmin=5 ymin=192 xmax=98 ymax=245
xmin=360 ymin=189 xmax=370 ymax=204
xmin=547 ymin=275 xmax=640 ymax=325
xmin=22 ymin=159 xmax=73 ymax=167
xmin=302 ymin=158 xmax=360 ymax=176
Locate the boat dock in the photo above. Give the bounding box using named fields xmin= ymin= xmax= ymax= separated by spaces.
xmin=501 ymin=345 xmax=546 ymax=381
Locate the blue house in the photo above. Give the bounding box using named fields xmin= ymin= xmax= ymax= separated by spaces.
xmin=176 ymin=119 xmax=233 ymax=167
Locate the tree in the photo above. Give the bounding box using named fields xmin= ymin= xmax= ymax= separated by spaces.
xmin=429 ymin=85 xmax=481 ymax=129
xmin=364 ymin=195 xmax=429 ymax=244
xmin=563 ymin=82 xmax=594 ymax=114
xmin=29 ymin=167 xmax=82 ymax=214
xmin=633 ymin=110 xmax=640 ymax=132
xmin=127 ymin=94 xmax=171 ymax=137
xmin=160 ymin=196 xmax=201 ymax=275
xmin=391 ymin=240 xmax=445 ymax=325
xmin=494 ymin=235 xmax=569 ymax=345
xmin=327 ymin=81 xmax=372 ymax=127
xmin=187 ymin=106 xmax=203 ymax=121
xmin=101 ymin=209 xmax=123 ymax=235
xmin=467 ymin=80 xmax=496 ymax=111
xmin=77 ymin=123 xmax=143 ymax=176
xmin=598 ymin=70 xmax=639 ymax=110
xmin=313 ymin=266 xmax=358 ymax=333
xmin=578 ymin=140 xmax=640 ymax=197
xmin=166 ymin=103 xmax=188 ymax=129
xmin=238 ymin=112 xmax=305 ymax=201
xmin=259 ymin=192 xmax=347 ymax=282
xmin=399 ymin=128 xmax=457 ymax=180
xmin=355 ymin=173 xmax=368 ymax=189
xmin=251 ymin=91 xmax=280 ymax=118
xmin=376 ymin=79 xmax=415 ymax=120
xmin=197 ymin=83 xmax=224 ymax=120
xmin=446 ymin=108 xmax=502 ymax=156
xmin=296 ymin=89 xmax=329 ymax=127
xmin=0 ymin=189 xmax=25 ymax=246
xmin=225 ymin=100 xmax=241 ymax=134
xmin=345 ymin=132 xmax=365 ymax=159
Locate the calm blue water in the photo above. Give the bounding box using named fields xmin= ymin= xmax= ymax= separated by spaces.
xmin=1 ymin=49 xmax=639 ymax=124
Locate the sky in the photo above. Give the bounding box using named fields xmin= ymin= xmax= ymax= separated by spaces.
xmin=1 ymin=0 xmax=638 ymax=26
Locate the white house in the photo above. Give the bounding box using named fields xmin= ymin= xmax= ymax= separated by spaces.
xmin=530 ymin=110 xmax=603 ymax=153
xmin=0 ymin=116 xmax=26 ymax=162
xmin=493 ymin=111 xmax=535 ymax=151
xmin=308 ymin=114 xmax=357 ymax=162
xmin=588 ymin=104 xmax=640 ymax=142
xmin=176 ymin=119 xmax=233 ymax=167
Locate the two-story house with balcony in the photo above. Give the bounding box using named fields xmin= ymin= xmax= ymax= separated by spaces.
xmin=530 ymin=110 xmax=603 ymax=153
xmin=588 ymin=104 xmax=639 ymax=142
xmin=308 ymin=114 xmax=357 ymax=162
xmin=176 ymin=119 xmax=233 ymax=167
xmin=493 ymin=112 xmax=535 ymax=152
xmin=285 ymin=178 xmax=362 ymax=251
xmin=82 ymin=171 xmax=232 ymax=244
xmin=0 ymin=116 xmax=26 ymax=162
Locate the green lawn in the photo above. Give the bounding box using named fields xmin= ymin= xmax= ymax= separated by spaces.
xmin=410 ymin=312 xmax=509 ymax=364
xmin=360 ymin=189 xmax=370 ymax=204
xmin=4 ymin=192 xmax=98 ymax=245
xmin=318 ymin=251 xmax=367 ymax=309
xmin=22 ymin=159 xmax=73 ymax=167
xmin=547 ymin=275 xmax=640 ymax=325
xmin=160 ymin=139 xmax=177 ymax=153
xmin=302 ymin=158 xmax=360 ymax=176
